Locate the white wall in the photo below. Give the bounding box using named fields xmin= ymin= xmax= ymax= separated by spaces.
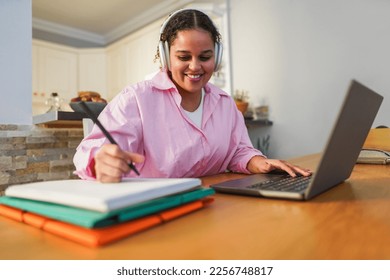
xmin=0 ymin=0 xmax=32 ymax=124
xmin=230 ymin=0 xmax=390 ymax=159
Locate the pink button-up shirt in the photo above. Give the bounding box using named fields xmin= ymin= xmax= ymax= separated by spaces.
xmin=73 ymin=71 xmax=263 ymax=180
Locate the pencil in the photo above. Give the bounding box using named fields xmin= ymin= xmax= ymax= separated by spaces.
xmin=78 ymin=101 xmax=140 ymax=176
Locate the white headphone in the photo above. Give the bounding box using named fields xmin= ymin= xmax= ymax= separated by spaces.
xmin=158 ymin=9 xmax=223 ymax=72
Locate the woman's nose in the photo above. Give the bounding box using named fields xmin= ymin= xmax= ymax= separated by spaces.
xmin=189 ymin=59 xmax=201 ymax=70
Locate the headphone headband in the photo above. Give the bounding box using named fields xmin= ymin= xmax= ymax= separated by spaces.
xmin=159 ymin=9 xmax=188 ymax=36
xmin=158 ymin=9 xmax=223 ymax=72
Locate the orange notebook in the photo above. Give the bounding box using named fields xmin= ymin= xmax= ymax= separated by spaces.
xmin=0 ymin=197 xmax=213 ymax=247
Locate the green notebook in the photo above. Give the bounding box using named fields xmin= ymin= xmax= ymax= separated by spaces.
xmin=0 ymin=188 xmax=214 ymax=228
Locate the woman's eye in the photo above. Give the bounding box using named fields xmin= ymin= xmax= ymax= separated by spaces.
xmin=200 ymin=56 xmax=212 ymax=61
xmin=178 ymin=56 xmax=191 ymax=61
xmin=177 ymin=56 xmax=212 ymax=62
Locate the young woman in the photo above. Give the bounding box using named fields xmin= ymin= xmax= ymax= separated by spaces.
xmin=73 ymin=9 xmax=311 ymax=183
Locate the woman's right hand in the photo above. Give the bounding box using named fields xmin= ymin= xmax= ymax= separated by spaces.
xmin=94 ymin=144 xmax=144 ymax=183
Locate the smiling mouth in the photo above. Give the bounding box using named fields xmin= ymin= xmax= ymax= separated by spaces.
xmin=186 ymin=74 xmax=202 ymax=79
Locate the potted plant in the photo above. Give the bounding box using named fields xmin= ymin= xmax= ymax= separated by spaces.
xmin=233 ymin=90 xmax=249 ymax=114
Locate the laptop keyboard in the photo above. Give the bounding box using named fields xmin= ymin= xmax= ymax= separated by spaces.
xmin=248 ymin=174 xmax=311 ymax=193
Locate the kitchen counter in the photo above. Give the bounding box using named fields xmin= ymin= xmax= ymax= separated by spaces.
xmin=33 ymin=111 xmax=87 ymax=128
xmin=33 ymin=111 xmax=273 ymax=128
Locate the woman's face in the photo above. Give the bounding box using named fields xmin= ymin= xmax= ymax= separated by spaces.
xmin=169 ymin=29 xmax=215 ymax=96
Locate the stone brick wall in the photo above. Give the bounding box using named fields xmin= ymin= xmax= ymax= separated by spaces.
xmin=0 ymin=125 xmax=84 ymax=195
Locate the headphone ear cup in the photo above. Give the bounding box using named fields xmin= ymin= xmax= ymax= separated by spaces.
xmin=214 ymin=42 xmax=223 ymax=72
xmin=158 ymin=41 xmax=169 ymax=70
xmin=164 ymin=41 xmax=171 ymax=70
xmin=159 ymin=40 xmax=171 ymax=70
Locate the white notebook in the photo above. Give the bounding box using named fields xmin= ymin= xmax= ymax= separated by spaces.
xmin=4 ymin=178 xmax=201 ymax=212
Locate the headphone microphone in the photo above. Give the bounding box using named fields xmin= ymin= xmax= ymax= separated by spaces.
xmin=158 ymin=9 xmax=223 ymax=72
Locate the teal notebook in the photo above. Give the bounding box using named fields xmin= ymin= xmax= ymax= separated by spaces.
xmin=0 ymin=188 xmax=214 ymax=228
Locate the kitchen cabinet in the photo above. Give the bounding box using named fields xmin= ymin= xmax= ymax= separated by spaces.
xmin=124 ymin=21 xmax=161 ymax=85
xmin=78 ymin=49 xmax=107 ymax=96
xmin=32 ymin=40 xmax=107 ymax=115
xmin=106 ymin=45 xmax=127 ymax=100
xmin=36 ymin=43 xmax=77 ymax=100
xmin=105 ymin=20 xmax=161 ymax=100
xmin=32 ymin=40 xmax=78 ymax=114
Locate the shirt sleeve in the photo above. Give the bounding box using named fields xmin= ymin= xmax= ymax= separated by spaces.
xmin=73 ymin=87 xmax=143 ymax=180
xmin=226 ymin=105 xmax=265 ymax=174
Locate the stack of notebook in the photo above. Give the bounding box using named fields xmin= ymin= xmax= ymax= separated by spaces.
xmin=0 ymin=178 xmax=214 ymax=247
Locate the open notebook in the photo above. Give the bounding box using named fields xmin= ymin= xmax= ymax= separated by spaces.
xmin=4 ymin=178 xmax=201 ymax=212
xmin=212 ymin=80 xmax=383 ymax=200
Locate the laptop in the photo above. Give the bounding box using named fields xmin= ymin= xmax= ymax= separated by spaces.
xmin=211 ymin=80 xmax=383 ymax=200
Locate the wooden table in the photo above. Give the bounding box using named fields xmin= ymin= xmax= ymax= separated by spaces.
xmin=363 ymin=128 xmax=390 ymax=151
xmin=1 ymin=131 xmax=389 ymax=260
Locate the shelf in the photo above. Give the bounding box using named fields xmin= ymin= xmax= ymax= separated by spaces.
xmin=244 ymin=118 xmax=273 ymax=128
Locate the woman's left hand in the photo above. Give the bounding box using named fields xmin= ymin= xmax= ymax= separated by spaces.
xmin=247 ymin=156 xmax=312 ymax=177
